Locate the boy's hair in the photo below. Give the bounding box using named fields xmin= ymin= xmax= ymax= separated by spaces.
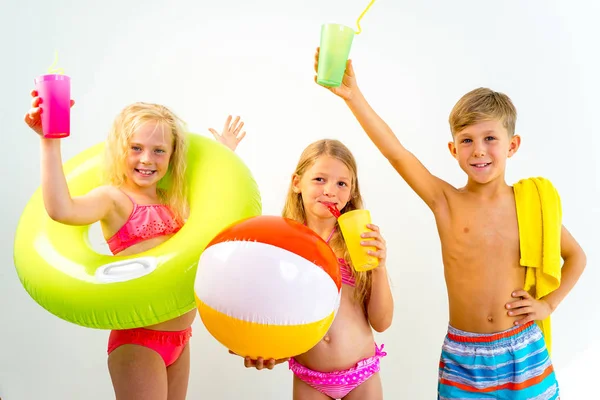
xmin=104 ymin=102 xmax=188 ymax=221
xmin=282 ymin=139 xmax=372 ymax=309
xmin=449 ymin=87 xmax=517 ymax=137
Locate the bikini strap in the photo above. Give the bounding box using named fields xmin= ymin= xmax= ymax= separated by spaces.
xmin=302 ymin=222 xmax=337 ymax=244
xmin=325 ymin=226 xmax=336 ymax=244
xmin=118 ymin=188 xmax=138 ymax=211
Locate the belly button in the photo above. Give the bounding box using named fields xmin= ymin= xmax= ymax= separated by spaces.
xmin=487 ymin=315 xmax=494 ymax=323
xmin=323 ymin=336 xmax=331 ymax=343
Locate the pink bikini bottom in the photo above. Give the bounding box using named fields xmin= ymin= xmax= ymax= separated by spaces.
xmin=288 ymin=343 xmax=387 ymax=399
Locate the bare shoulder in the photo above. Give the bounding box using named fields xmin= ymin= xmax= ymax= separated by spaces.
xmin=96 ymin=185 xmax=124 ymax=202
xmin=94 ymin=185 xmax=131 ymax=215
xmin=437 ymin=177 xmax=459 ymax=195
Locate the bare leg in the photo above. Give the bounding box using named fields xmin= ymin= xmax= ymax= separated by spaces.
xmin=343 ymin=372 xmax=383 ymax=400
xmin=167 ymin=343 xmax=191 ymax=400
xmin=108 ymin=344 xmax=168 ymax=400
xmin=293 ymin=374 xmax=332 ymax=400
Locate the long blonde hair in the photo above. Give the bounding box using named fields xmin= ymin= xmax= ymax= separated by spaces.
xmin=103 ymin=102 xmax=188 ymax=220
xmin=282 ymin=139 xmax=372 ymax=308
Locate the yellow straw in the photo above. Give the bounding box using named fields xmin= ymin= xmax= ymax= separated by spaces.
xmin=47 ymin=51 xmax=65 ymax=75
xmin=355 ymin=0 xmax=376 ymax=34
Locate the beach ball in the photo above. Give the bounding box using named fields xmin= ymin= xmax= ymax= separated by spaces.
xmin=194 ymin=215 xmax=342 ymax=360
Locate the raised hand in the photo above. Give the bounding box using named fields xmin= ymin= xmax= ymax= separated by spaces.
xmin=24 ymin=89 xmax=75 ymax=137
xmin=313 ymin=47 xmax=358 ymax=101
xmin=209 ymin=115 xmax=247 ymax=152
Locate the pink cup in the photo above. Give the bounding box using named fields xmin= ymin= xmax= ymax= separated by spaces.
xmin=34 ymin=74 xmax=71 ymax=138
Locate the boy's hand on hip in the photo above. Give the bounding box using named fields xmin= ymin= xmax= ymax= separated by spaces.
xmin=505 ymin=290 xmax=552 ymax=326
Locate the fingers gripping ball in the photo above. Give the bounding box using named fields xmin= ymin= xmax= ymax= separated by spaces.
xmin=13 ymin=133 xmax=262 ymax=329
xmin=195 ymin=216 xmax=342 ymax=360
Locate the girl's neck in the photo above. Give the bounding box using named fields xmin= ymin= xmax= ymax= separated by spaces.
xmin=121 ymin=181 xmax=160 ymax=202
xmin=305 ymin=214 xmax=337 ymax=242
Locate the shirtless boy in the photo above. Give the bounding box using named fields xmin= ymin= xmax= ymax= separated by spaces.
xmin=315 ymin=49 xmax=587 ymax=399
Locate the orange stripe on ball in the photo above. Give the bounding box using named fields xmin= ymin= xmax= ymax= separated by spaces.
xmin=208 ymin=216 xmax=341 ymax=290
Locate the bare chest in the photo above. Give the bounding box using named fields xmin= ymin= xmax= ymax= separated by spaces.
xmin=442 ymin=198 xmax=521 ymax=263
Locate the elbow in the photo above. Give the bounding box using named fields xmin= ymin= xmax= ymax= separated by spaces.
xmin=381 ymin=140 xmax=407 ymax=162
xmin=370 ymin=313 xmax=393 ymax=333
xmin=45 ymin=206 xmax=61 ymax=222
xmin=579 ymin=250 xmax=587 ymax=272
xmin=385 ymin=151 xmax=406 ymax=166
xmin=372 ymin=320 xmax=392 ymax=333
xmin=43 ymin=193 xmax=70 ymax=223
xmin=569 ymin=247 xmax=587 ymax=273
xmin=45 ymin=205 xmax=71 ymax=224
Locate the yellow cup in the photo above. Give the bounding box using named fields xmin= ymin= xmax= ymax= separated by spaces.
xmin=337 ymin=209 xmax=379 ymax=272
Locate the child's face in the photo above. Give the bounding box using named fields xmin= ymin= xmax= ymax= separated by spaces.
xmin=293 ymin=156 xmax=353 ymax=221
xmin=124 ymin=121 xmax=174 ymax=190
xmin=448 ymin=119 xmax=520 ymax=184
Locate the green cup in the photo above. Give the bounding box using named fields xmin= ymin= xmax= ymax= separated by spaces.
xmin=317 ymin=23 xmax=355 ymax=87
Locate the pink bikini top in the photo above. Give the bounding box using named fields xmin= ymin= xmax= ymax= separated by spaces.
xmin=338 ymin=257 xmax=356 ymax=287
xmin=107 ymin=192 xmax=183 ymax=255
xmin=323 ymin=227 xmax=356 ymax=287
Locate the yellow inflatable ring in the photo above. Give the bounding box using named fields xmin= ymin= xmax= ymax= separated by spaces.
xmin=13 ymin=133 xmax=262 ymax=329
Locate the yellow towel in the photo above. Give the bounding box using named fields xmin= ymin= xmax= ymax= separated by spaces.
xmin=513 ymin=177 xmax=562 ymax=356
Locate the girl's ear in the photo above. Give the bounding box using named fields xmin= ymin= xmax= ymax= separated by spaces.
xmin=292 ymin=174 xmax=301 ymax=193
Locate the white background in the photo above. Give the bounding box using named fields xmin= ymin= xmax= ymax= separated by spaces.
xmin=1 ymin=0 xmax=598 ymax=398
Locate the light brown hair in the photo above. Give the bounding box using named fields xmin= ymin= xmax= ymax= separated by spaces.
xmin=449 ymin=87 xmax=517 ymax=137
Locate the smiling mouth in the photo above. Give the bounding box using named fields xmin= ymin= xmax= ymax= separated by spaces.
xmin=470 ymin=162 xmax=491 ymax=168
xmin=135 ymin=168 xmax=156 ymax=176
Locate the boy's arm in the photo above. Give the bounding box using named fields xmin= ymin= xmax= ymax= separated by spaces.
xmin=507 ymin=225 xmax=587 ymax=324
xmin=344 ymin=88 xmax=449 ymax=211
xmin=542 ymin=225 xmax=587 ymax=311
xmin=313 ymin=51 xmax=449 ymax=211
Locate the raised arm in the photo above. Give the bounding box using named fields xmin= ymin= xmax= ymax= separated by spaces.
xmin=314 ymin=50 xmax=449 ymax=210
xmin=40 ymin=140 xmax=115 ymax=225
xmin=345 ymin=88 xmax=448 ymax=210
xmin=26 ymin=91 xmax=115 ymax=226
